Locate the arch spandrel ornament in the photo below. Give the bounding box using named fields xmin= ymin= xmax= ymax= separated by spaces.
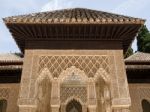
xmin=58 ymin=66 xmax=88 ymax=85
xmin=37 ymin=67 xmax=53 ymax=82
xmin=0 ymin=88 xmax=10 ymax=100
xmin=62 ymin=97 xmax=87 ymax=112
xmin=64 ymin=97 xmax=85 ymax=106
xmin=94 ymin=68 xmax=110 ymax=84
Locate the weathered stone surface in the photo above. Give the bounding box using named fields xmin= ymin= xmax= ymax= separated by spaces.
xmin=0 ymin=84 xmax=20 ymax=112
xmin=129 ymin=84 xmax=150 ymax=112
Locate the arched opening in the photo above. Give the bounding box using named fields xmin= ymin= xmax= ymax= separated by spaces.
xmin=142 ymin=99 xmax=150 ymax=112
xmin=0 ymin=99 xmax=7 ymax=112
xmin=66 ymin=99 xmax=82 ymax=112
xmin=94 ymin=68 xmax=111 ymax=112
xmin=35 ymin=68 xmax=52 ymax=112
xmin=59 ymin=66 xmax=88 ymax=108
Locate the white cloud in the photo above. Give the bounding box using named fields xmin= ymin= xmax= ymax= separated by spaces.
xmin=0 ymin=0 xmax=149 ymax=52
xmin=41 ymin=0 xmax=73 ymax=11
xmin=113 ymin=0 xmax=150 ymax=28
xmin=113 ymin=0 xmax=150 ymax=14
xmin=113 ymin=0 xmax=150 ymax=51
xmin=0 ymin=0 xmax=47 ymax=53
xmin=41 ymin=0 xmax=123 ymax=12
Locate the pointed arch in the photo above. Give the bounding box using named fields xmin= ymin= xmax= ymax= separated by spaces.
xmin=38 ymin=67 xmax=53 ymax=82
xmin=66 ymin=99 xmax=82 ymax=112
xmin=65 ymin=96 xmax=84 ymax=106
xmin=94 ymin=68 xmax=110 ymax=84
xmin=142 ymin=99 xmax=150 ymax=112
xmin=58 ymin=66 xmax=88 ymax=84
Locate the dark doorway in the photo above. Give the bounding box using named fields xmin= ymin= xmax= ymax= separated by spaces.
xmin=66 ymin=99 xmax=82 ymax=112
xmin=142 ymin=99 xmax=150 ymax=112
xmin=0 ymin=99 xmax=7 ymax=112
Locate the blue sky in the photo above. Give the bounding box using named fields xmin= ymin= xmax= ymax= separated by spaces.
xmin=0 ymin=0 xmax=150 ymax=53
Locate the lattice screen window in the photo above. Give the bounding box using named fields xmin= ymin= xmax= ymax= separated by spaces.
xmin=60 ymin=86 xmax=87 ymax=103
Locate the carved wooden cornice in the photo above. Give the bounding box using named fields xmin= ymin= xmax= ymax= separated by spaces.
xmin=3 ymin=8 xmax=145 ymax=53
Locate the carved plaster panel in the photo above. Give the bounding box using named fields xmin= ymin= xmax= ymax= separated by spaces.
xmin=59 ymin=66 xmax=88 ymax=104
xmin=38 ymin=55 xmax=109 ymax=77
xmin=60 ymin=86 xmax=87 ymax=104
xmin=0 ymin=88 xmax=10 ymax=99
xmin=59 ymin=66 xmax=88 ymax=84
xmin=35 ymin=68 xmax=52 ymax=112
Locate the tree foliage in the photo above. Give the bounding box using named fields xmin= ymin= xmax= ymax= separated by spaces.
xmin=137 ymin=25 xmax=150 ymax=53
xmin=124 ymin=47 xmax=133 ymax=58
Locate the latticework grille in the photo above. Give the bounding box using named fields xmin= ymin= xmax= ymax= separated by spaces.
xmin=38 ymin=56 xmax=109 ymax=77
xmin=60 ymin=87 xmax=87 ymax=103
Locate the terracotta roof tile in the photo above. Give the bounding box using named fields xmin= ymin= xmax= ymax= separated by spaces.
xmin=3 ymin=8 xmax=145 ymax=24
xmin=125 ymin=52 xmax=150 ymax=62
xmin=0 ymin=53 xmax=23 ymax=71
xmin=0 ymin=65 xmax=22 ymax=70
xmin=0 ymin=53 xmax=23 ymax=62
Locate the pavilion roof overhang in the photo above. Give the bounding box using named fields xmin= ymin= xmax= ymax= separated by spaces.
xmin=3 ymin=8 xmax=145 ymax=53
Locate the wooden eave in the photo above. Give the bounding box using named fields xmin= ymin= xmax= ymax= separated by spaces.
xmin=3 ymin=8 xmax=145 ymax=53
xmin=125 ymin=60 xmax=150 ymax=64
xmin=0 ymin=60 xmax=23 ymax=71
xmin=4 ymin=23 xmax=143 ymax=53
xmin=125 ymin=60 xmax=150 ymax=71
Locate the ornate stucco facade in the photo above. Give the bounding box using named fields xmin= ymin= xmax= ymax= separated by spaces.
xmin=1 ymin=8 xmax=149 ymax=112
xmin=0 ymin=52 xmax=150 ymax=112
xmin=18 ymin=50 xmax=130 ymax=112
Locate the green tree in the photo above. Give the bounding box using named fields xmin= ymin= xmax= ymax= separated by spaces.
xmin=124 ymin=47 xmax=133 ymax=58
xmin=137 ymin=25 xmax=150 ymax=52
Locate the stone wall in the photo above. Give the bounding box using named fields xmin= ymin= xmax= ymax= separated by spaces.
xmin=129 ymin=84 xmax=150 ymax=112
xmin=0 ymin=83 xmax=20 ymax=112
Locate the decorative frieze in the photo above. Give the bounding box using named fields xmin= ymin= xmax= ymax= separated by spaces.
xmin=38 ymin=55 xmax=110 ymax=77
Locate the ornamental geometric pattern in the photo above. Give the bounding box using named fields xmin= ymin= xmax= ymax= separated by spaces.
xmin=39 ymin=56 xmax=109 ymax=77
xmin=60 ymin=87 xmax=87 ymax=103
xmin=62 ymin=72 xmax=86 ymax=85
xmin=0 ymin=88 xmax=10 ymax=99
